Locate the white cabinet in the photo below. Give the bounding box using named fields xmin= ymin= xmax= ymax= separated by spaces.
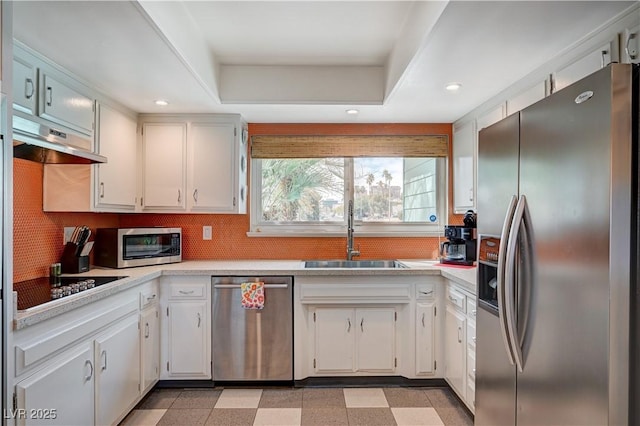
xmin=142 ymin=122 xmax=187 ymax=210
xmin=140 ymin=114 xmax=248 ymax=214
xmin=444 ymin=281 xmax=476 ymax=413
xmin=16 ymin=343 xmax=94 ymax=426
xmin=415 ymin=302 xmax=436 ymax=376
xmin=621 ymin=23 xmax=639 ymax=64
xmin=476 ymin=103 xmax=506 ymax=133
xmin=94 ymin=314 xmax=141 ymax=426
xmin=188 ymin=121 xmax=247 ymax=212
xmin=312 ymin=307 xmax=396 ymax=374
xmin=552 ymin=37 xmax=619 ymax=93
xmin=13 ymin=57 xmax=37 ymax=115
xmin=161 ymin=277 xmax=211 ymax=379
xmin=452 ymin=120 xmax=476 ymax=214
xmin=506 ymin=80 xmax=547 ymax=116
xmin=140 ymin=283 xmax=160 ymax=393
xmin=94 ymin=103 xmax=138 ymax=210
xmin=38 ymin=71 xmax=95 ymax=136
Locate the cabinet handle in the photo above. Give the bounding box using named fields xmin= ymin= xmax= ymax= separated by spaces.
xmin=146 ymin=294 xmax=157 ymax=301
xmin=458 ymin=326 xmax=462 ymax=343
xmin=449 ymin=295 xmax=458 ymax=304
xmin=472 ymin=336 xmax=477 ymax=343
xmin=101 ymin=350 xmax=107 ymax=371
xmin=422 ymin=313 xmax=425 ymax=327
xmin=177 ymin=189 xmax=181 ymax=203
xmin=626 ymin=32 xmax=638 ymax=60
xmin=193 ymin=189 xmax=198 ymax=203
xmin=471 ymin=309 xmax=477 ymax=317
xmin=197 ymin=312 xmax=201 ymax=328
xmin=178 ymin=290 xmax=194 ymax=295
xmin=100 ymin=182 xmax=105 ymax=199
xmin=84 ymin=360 xmax=93 ymax=382
xmin=46 ymin=86 xmax=53 ymax=107
xmin=25 ymin=78 xmax=34 ymax=99
xmin=469 ymin=188 xmax=473 ymax=202
xmin=145 ymin=322 xmax=150 ymax=338
xmin=347 ymin=318 xmax=351 ymax=332
xmin=600 ymin=49 xmax=609 ymax=68
xmin=360 ymin=318 xmax=364 ymax=332
xmin=420 ymin=290 xmax=433 ymax=296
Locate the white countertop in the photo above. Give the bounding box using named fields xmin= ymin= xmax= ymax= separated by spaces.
xmin=14 ymin=259 xmax=477 ymax=330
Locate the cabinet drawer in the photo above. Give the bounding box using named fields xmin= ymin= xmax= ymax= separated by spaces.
xmin=446 ymin=287 xmax=466 ymax=312
xmin=467 ymin=297 xmax=477 ymax=322
xmin=416 ymin=283 xmax=435 ymax=300
xmin=169 ymin=283 xmax=206 ymax=299
xmin=140 ymin=287 xmax=159 ymax=309
xmin=467 ymin=321 xmax=476 ymax=351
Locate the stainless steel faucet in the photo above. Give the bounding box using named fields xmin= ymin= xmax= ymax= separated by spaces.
xmin=347 ymin=200 xmax=360 ymax=260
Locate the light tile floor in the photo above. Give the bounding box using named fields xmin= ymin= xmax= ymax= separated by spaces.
xmin=120 ymin=386 xmax=473 ymax=426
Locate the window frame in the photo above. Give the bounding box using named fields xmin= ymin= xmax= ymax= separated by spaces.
xmin=249 ymin=157 xmax=447 ymax=237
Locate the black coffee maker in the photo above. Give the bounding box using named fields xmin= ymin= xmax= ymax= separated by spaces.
xmin=440 ymin=210 xmax=477 ymax=266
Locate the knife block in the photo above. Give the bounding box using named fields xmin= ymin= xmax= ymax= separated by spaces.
xmin=60 ymin=242 xmax=90 ymax=274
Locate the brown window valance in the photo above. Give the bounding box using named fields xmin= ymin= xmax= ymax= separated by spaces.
xmin=250 ymin=134 xmax=448 ymax=158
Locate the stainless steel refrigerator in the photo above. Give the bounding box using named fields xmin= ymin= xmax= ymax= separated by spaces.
xmin=475 ymin=63 xmax=638 ymax=426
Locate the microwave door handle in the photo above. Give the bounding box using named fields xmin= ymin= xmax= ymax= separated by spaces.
xmin=497 ymin=195 xmax=518 ymax=366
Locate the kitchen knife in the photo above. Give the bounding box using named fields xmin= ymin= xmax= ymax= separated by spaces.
xmin=80 ymin=241 xmax=94 ymax=257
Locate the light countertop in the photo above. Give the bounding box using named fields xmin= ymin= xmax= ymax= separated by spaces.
xmin=14 ymin=259 xmax=476 ymax=330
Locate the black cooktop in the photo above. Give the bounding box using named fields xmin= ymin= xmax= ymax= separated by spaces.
xmin=14 ymin=276 xmax=128 ymax=310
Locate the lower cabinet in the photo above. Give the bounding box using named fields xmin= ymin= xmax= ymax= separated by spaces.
xmin=444 ymin=304 xmax=466 ymax=396
xmin=313 ymin=307 xmax=396 ymax=374
xmin=140 ymin=305 xmax=160 ymax=392
xmin=94 ymin=314 xmax=141 ymax=426
xmin=15 ymin=312 xmax=141 ymax=426
xmin=161 ymin=277 xmax=211 ymax=379
xmin=415 ymin=302 xmax=436 ymax=376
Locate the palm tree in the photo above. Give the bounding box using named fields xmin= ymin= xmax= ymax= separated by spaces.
xmin=382 ymin=169 xmax=392 ymax=219
xmin=366 ymin=173 xmax=375 ymax=219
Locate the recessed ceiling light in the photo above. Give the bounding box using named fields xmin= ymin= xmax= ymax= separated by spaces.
xmin=346 ymin=109 xmax=359 ymax=115
xmin=154 ymin=99 xmax=169 ymax=106
xmin=445 ymin=82 xmax=462 ymax=91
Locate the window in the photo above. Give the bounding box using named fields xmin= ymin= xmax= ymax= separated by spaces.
xmin=251 ymin=156 xmax=445 ymax=236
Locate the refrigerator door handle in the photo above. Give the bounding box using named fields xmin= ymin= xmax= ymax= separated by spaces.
xmin=497 ymin=195 xmax=518 ymax=366
xmin=505 ymin=195 xmax=527 ymax=373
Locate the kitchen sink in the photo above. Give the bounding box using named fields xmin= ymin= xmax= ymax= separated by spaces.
xmin=304 ymin=260 xmax=407 ymax=268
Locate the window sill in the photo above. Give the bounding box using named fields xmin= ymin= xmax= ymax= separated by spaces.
xmin=246 ymin=230 xmax=444 ymax=238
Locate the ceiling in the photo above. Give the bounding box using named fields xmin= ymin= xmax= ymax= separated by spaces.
xmin=12 ymin=1 xmax=636 ymax=123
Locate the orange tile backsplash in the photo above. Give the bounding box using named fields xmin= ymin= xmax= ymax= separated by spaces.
xmin=13 ymin=123 xmax=466 ymax=282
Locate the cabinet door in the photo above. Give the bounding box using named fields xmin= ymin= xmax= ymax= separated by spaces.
xmin=188 ymin=122 xmax=236 ymax=211
xmin=445 ymin=304 xmax=466 ymax=397
xmin=142 ymin=123 xmax=186 ymax=210
xmin=95 ymin=104 xmax=137 ymax=210
xmin=506 ymin=80 xmax=547 ymax=116
xmin=553 ymin=38 xmax=619 ymax=92
xmin=621 ymin=23 xmax=639 ymax=64
xmin=94 ymin=314 xmax=141 ymax=426
xmin=416 ymin=302 xmax=436 ymax=375
xmin=16 ymin=343 xmax=94 ymax=426
xmin=314 ymin=308 xmax=354 ymax=373
xmin=167 ymin=301 xmax=209 ymax=377
xmin=355 ymin=308 xmax=396 ymax=372
xmin=39 ymin=72 xmax=94 ymax=135
xmin=13 ymin=57 xmax=37 ymax=115
xmin=452 ymin=121 xmax=475 ymax=213
xmin=141 ymin=306 xmax=160 ymax=392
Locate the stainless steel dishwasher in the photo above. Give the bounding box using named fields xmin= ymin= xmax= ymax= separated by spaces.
xmin=212 ymin=276 xmax=293 ymax=381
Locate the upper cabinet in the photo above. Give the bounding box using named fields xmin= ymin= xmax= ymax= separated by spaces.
xmin=13 ymin=44 xmax=95 ymax=138
xmin=452 ymin=121 xmax=476 ymax=214
xmin=506 ymin=80 xmax=547 ymax=117
xmin=140 ymin=114 xmax=248 ymax=214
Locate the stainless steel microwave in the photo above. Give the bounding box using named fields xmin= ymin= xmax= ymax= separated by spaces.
xmin=94 ymin=227 xmax=182 ymax=268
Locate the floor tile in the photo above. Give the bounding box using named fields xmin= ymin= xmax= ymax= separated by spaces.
xmin=119 ymin=409 xmax=167 ymax=426
xmin=302 ymin=388 xmax=346 ymax=408
xmin=171 ymin=389 xmax=222 ymax=409
xmin=138 ymin=389 xmax=183 ymax=409
xmin=343 ymin=388 xmax=389 ymax=408
xmin=259 ymin=389 xmax=303 ymax=408
xmin=423 ymin=388 xmax=459 ymax=408
xmin=383 ymin=388 xmax=433 ymax=408
xmin=205 ymin=408 xmax=257 ymax=426
xmin=253 ymin=408 xmax=302 ymax=426
xmin=300 ymin=407 xmax=349 ymax=426
xmin=433 ymin=407 xmax=473 ymax=426
xmin=215 ymin=389 xmax=263 ymax=408
xmin=157 ymin=408 xmax=212 ymax=426
xmin=347 ymin=407 xmax=397 ymax=426
xmin=391 ymin=407 xmax=444 ymax=426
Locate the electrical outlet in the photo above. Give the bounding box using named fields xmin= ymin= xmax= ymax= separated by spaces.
xmin=63 ymin=227 xmax=75 ymax=245
xmin=203 ymin=226 xmax=213 ymax=240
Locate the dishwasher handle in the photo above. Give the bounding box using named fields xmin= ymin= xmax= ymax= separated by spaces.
xmin=213 ymin=283 xmax=289 ymax=289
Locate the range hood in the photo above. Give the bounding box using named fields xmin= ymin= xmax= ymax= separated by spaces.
xmin=13 ymin=115 xmax=107 ymax=164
